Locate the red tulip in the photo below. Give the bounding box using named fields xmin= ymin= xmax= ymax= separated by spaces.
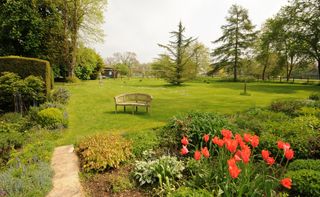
xmin=261 ymin=150 xmax=270 ymax=161
xmin=243 ymin=133 xmax=252 ymax=143
xmin=228 ymin=158 xmax=241 ymax=179
xmin=285 ymin=149 xmax=294 ymax=160
xmin=240 ymin=148 xmax=251 ymax=164
xmin=251 ymin=135 xmax=259 ymax=148
xmin=280 ymin=178 xmax=292 ymax=189
xmin=266 ymin=157 xmax=275 ymax=166
xmin=203 ymin=134 xmax=210 ymax=143
xmin=201 ymin=147 xmax=210 ymax=158
xmin=283 ymin=143 xmax=291 ymax=151
xmin=221 ymin=129 xmax=233 ymax=139
xmin=225 ymin=139 xmax=238 ymax=153
xmin=212 ymin=136 xmax=224 ymax=147
xmin=194 ymin=150 xmax=201 ymax=160
xmin=235 ymin=150 xmax=242 ymax=162
xmin=277 ymin=140 xmax=284 ymax=149
xmin=181 ymin=136 xmax=189 ymax=145
xmin=180 ymin=145 xmax=188 ymax=155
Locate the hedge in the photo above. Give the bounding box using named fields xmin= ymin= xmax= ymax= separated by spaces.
xmin=0 ymin=56 xmax=53 ymax=95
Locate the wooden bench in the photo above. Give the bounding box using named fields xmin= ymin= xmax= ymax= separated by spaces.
xmin=114 ymin=93 xmax=152 ymax=114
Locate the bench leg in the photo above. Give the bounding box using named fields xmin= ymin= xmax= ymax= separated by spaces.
xmin=146 ymin=106 xmax=149 ymax=113
xmin=136 ymin=106 xmax=138 ymax=112
xmin=132 ymin=106 xmax=134 ymax=114
xmin=124 ymin=106 xmax=126 ymax=112
xmin=115 ymin=105 xmax=117 ymax=113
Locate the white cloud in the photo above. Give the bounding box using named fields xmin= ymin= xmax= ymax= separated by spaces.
xmin=92 ymin=0 xmax=288 ymax=63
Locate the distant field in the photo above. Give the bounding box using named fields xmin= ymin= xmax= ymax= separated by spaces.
xmin=58 ymin=78 xmax=320 ymax=144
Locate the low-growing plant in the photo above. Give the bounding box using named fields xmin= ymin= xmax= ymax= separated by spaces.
xmin=285 ymin=169 xmax=320 ymax=197
xmin=76 ymin=134 xmax=132 ymax=172
xmin=309 ymin=92 xmax=320 ymax=101
xmin=0 ymin=162 xmax=53 ymax=197
xmin=0 ymin=113 xmax=31 ymax=132
xmin=288 ymin=159 xmax=320 ymax=171
xmin=168 ymin=186 xmax=214 ymax=197
xmin=133 ymin=156 xmax=184 ymax=187
xmin=36 ymin=107 xmax=67 ymax=129
xmin=0 ymin=132 xmax=24 ymax=167
xmin=49 ymin=88 xmax=70 ymax=104
xmin=270 ymin=99 xmax=304 ymax=116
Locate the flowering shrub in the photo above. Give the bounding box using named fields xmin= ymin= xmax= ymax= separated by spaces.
xmin=179 ymin=129 xmax=295 ymax=196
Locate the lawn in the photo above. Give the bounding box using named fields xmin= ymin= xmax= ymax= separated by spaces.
xmin=59 ymin=78 xmax=320 ymax=144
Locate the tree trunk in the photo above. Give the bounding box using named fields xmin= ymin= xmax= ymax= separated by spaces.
xmin=318 ymin=59 xmax=320 ymax=80
xmin=69 ymin=0 xmax=78 ymax=78
xmin=287 ymin=56 xmax=293 ymax=82
xmin=63 ymin=0 xmax=69 ymax=78
xmin=234 ymin=13 xmax=239 ymax=82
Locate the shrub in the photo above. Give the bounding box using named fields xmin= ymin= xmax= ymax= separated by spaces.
xmin=76 ymin=134 xmax=132 ymax=172
xmin=309 ymin=92 xmax=320 ymax=101
xmin=270 ymin=99 xmax=304 ymax=116
xmin=49 ymin=88 xmax=70 ymax=104
xmin=0 ymin=162 xmax=53 ymax=197
xmin=66 ymin=76 xmax=81 ymax=83
xmin=0 ymin=72 xmax=45 ymax=113
xmin=0 ymin=132 xmax=24 ymax=167
xmin=288 ymin=159 xmax=320 ymax=171
xmin=133 ymin=156 xmax=184 ymax=186
xmin=36 ymin=108 xmax=66 ymax=129
xmin=0 ymin=56 xmax=53 ymax=95
xmin=286 ymin=169 xmax=320 ymax=197
xmin=0 ymin=113 xmax=30 ymax=132
xmin=158 ymin=112 xmax=230 ymax=153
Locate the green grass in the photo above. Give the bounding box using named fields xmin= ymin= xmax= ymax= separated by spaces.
xmin=58 ymin=78 xmax=320 ymax=144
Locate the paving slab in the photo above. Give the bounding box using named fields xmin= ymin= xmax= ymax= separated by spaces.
xmin=47 ymin=145 xmax=83 ymax=197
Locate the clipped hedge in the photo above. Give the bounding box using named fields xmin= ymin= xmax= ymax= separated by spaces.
xmin=0 ymin=56 xmax=53 ymax=95
xmin=288 ymin=159 xmax=320 ymax=171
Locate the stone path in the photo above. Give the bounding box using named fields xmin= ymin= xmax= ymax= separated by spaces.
xmin=47 ymin=145 xmax=83 ymax=197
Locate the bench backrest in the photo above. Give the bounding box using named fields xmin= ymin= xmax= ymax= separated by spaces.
xmin=114 ymin=93 xmax=152 ymax=103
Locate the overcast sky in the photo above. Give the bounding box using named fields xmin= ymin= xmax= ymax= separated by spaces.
xmin=93 ymin=0 xmax=289 ymax=63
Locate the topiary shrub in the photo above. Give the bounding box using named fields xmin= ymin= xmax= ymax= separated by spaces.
xmin=75 ymin=134 xmax=132 ymax=172
xmin=49 ymin=88 xmax=70 ymax=104
xmin=158 ymin=112 xmax=231 ymax=153
xmin=0 ymin=56 xmax=53 ymax=95
xmin=36 ymin=108 xmax=66 ymax=129
xmin=288 ymin=159 xmax=320 ymax=171
xmin=285 ymin=169 xmax=320 ymax=197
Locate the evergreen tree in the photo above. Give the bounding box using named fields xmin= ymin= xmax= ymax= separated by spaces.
xmin=158 ymin=22 xmax=198 ymax=85
xmin=212 ymin=5 xmax=256 ymax=81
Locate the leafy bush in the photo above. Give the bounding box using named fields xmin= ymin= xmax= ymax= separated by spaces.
xmin=0 ymin=162 xmax=53 ymax=197
xmin=0 ymin=113 xmax=30 ymax=132
xmin=0 ymin=72 xmax=45 ymax=113
xmin=124 ymin=129 xmax=159 ymax=157
xmin=158 ymin=112 xmax=230 ymax=152
xmin=36 ymin=108 xmax=66 ymax=129
xmin=169 ymin=186 xmax=213 ymax=197
xmin=270 ymin=99 xmax=304 ymax=116
xmin=76 ymin=134 xmax=132 ymax=172
xmin=288 ymin=159 xmax=320 ymax=171
xmin=309 ymin=92 xmax=320 ymax=101
xmin=49 ymin=88 xmax=70 ymax=104
xmin=0 ymin=132 xmax=24 ymax=167
xmin=286 ymin=169 xmax=320 ymax=197
xmin=133 ymin=156 xmax=184 ymax=186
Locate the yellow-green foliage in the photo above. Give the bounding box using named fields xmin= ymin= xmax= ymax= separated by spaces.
xmin=76 ymin=134 xmax=132 ymax=172
xmin=37 ymin=108 xmax=65 ymax=129
xmin=0 ymin=56 xmax=53 ymax=95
